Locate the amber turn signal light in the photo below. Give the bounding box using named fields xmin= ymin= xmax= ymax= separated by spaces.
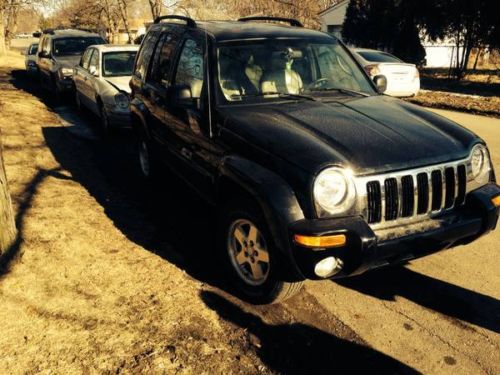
xmin=294 ymin=234 xmax=347 ymax=248
xmin=492 ymin=195 xmax=500 ymax=207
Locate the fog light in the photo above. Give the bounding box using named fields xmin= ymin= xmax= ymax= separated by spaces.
xmin=492 ymin=195 xmax=500 ymax=207
xmin=314 ymin=257 xmax=343 ymax=278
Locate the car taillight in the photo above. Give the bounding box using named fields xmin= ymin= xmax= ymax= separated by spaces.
xmin=364 ymin=64 xmax=381 ymax=76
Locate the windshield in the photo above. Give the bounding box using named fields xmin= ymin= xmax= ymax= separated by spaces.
xmin=102 ymin=51 xmax=137 ymax=77
xmin=357 ymin=51 xmax=402 ymax=63
xmin=217 ymin=39 xmax=375 ymax=102
xmin=52 ymin=37 xmax=105 ymax=56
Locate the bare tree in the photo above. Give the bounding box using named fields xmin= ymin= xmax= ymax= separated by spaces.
xmin=117 ymin=0 xmax=132 ymax=43
xmin=0 ymin=134 xmax=16 ymax=261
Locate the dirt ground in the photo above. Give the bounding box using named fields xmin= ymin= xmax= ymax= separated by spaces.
xmin=0 ymin=49 xmax=499 ymax=374
xmin=0 ymin=52 xmax=416 ymax=373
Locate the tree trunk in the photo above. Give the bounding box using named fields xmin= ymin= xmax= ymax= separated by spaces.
xmin=0 ymin=8 xmax=7 ymax=55
xmin=0 ymin=136 xmax=16 ymax=259
xmin=117 ymin=0 xmax=132 ymax=44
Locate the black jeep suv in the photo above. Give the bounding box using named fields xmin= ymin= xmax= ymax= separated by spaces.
xmin=130 ymin=16 xmax=500 ymax=304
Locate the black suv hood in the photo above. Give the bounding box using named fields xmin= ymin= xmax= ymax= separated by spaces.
xmin=53 ymin=55 xmax=82 ymax=68
xmin=219 ymin=95 xmax=479 ymax=175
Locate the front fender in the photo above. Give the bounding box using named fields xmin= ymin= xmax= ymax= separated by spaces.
xmin=218 ymin=155 xmax=306 ymax=281
xmin=130 ymin=98 xmax=151 ymax=139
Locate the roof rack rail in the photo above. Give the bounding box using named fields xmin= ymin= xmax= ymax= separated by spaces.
xmin=154 ymin=15 xmax=196 ymax=28
xmin=237 ymin=16 xmax=303 ymax=27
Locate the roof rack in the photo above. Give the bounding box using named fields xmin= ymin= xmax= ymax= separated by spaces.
xmin=154 ymin=15 xmax=196 ymax=28
xmin=237 ymin=16 xmax=303 ymax=27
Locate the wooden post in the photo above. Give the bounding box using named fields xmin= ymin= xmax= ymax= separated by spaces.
xmin=0 ymin=135 xmax=16 ymax=259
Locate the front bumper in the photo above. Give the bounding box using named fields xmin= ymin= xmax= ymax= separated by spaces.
xmin=107 ymin=108 xmax=132 ymax=128
xmin=288 ymin=183 xmax=500 ymax=280
xmin=56 ymin=76 xmax=74 ymax=92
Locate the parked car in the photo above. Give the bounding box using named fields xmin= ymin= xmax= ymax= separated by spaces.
xmin=37 ymin=29 xmax=106 ymax=96
xmin=352 ymin=48 xmax=420 ymax=97
xmin=130 ymin=15 xmax=500 ymax=304
xmin=23 ymin=42 xmax=38 ymax=75
xmin=74 ymin=44 xmax=139 ymax=134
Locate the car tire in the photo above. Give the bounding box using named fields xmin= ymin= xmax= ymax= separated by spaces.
xmin=218 ymin=199 xmax=304 ymax=304
xmin=137 ymin=137 xmax=160 ymax=182
xmin=98 ymin=103 xmax=112 ymax=138
xmin=75 ymin=90 xmax=83 ymax=112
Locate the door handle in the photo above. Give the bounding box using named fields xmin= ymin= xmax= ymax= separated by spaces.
xmin=181 ymin=148 xmax=193 ymax=159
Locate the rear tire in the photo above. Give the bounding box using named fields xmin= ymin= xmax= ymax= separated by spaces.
xmin=218 ymin=199 xmax=303 ymax=304
xmin=137 ymin=137 xmax=160 ymax=182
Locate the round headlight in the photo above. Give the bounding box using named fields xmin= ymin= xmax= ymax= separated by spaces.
xmin=471 ymin=144 xmax=487 ymax=179
xmin=114 ymin=93 xmax=129 ymax=110
xmin=313 ymin=167 xmax=355 ymax=215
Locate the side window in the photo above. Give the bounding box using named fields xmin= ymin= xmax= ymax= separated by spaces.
xmin=174 ymin=38 xmax=204 ymax=98
xmin=134 ymin=30 xmax=160 ymax=80
xmin=88 ymin=50 xmax=99 ymax=72
xmin=148 ymin=32 xmax=179 ymax=85
xmin=81 ymin=49 xmax=93 ymax=69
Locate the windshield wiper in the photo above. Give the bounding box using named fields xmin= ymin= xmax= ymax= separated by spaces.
xmin=309 ymin=87 xmax=371 ymax=97
xmin=231 ymin=91 xmax=317 ymax=101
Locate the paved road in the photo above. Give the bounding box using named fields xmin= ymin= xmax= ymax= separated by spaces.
xmin=305 ymin=109 xmax=500 ymax=374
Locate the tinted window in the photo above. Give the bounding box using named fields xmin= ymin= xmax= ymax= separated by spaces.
xmin=52 ymin=37 xmax=105 ymax=56
xmin=357 ymin=51 xmax=402 ymax=63
xmin=28 ymin=44 xmax=38 ymax=55
xmin=102 ymin=51 xmax=137 ymax=77
xmin=175 ymin=38 xmax=204 ymax=98
xmin=149 ymin=32 xmax=179 ymax=84
xmin=80 ymin=49 xmax=93 ymax=69
xmin=134 ymin=30 xmax=160 ymax=80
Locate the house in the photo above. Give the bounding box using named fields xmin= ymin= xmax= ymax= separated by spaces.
xmin=318 ymin=0 xmax=461 ymax=68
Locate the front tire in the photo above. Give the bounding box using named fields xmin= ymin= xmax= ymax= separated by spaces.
xmin=98 ymin=104 xmax=111 ymax=137
xmin=137 ymin=138 xmax=160 ymax=182
xmin=218 ymin=200 xmax=303 ymax=304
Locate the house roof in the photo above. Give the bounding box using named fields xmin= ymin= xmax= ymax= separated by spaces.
xmin=318 ymin=0 xmax=349 ymax=16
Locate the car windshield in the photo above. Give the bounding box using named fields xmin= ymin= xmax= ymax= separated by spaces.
xmin=357 ymin=51 xmax=402 ymax=63
xmin=217 ymin=38 xmax=376 ymax=102
xmin=52 ymin=37 xmax=104 ymax=56
xmin=102 ymin=51 xmax=137 ymax=77
xmin=28 ymin=44 xmax=38 ymax=55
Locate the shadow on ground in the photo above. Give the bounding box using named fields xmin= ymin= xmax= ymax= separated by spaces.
xmin=201 ymin=290 xmax=418 ymax=374
xmin=336 ymin=266 xmax=500 ymax=333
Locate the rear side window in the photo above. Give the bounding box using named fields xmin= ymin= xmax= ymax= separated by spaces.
xmin=148 ymin=32 xmax=180 ymax=85
xmin=134 ymin=30 xmax=160 ymax=80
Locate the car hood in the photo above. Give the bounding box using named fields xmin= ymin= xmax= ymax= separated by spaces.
xmin=219 ymin=95 xmax=479 ymax=175
xmin=53 ymin=55 xmax=82 ymax=68
xmin=104 ymin=76 xmax=132 ymax=94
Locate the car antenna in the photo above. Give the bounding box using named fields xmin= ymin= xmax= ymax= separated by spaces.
xmin=205 ymin=31 xmax=213 ymax=138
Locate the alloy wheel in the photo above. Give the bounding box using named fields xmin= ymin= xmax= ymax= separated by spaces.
xmin=227 ymin=219 xmax=270 ymax=286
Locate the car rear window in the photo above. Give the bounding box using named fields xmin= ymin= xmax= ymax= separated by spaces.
xmin=357 ymin=51 xmax=402 ymax=63
xmin=52 ymin=37 xmax=105 ymax=56
xmin=102 ymin=51 xmax=137 ymax=77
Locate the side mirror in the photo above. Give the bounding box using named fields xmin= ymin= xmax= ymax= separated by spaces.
xmin=89 ymin=66 xmax=99 ymax=77
xmin=171 ymin=84 xmax=194 ymax=106
xmin=373 ymin=74 xmax=387 ymax=94
xmin=38 ymin=51 xmax=49 ymax=59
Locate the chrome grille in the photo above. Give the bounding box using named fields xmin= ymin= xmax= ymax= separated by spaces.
xmin=359 ymin=161 xmax=468 ymax=229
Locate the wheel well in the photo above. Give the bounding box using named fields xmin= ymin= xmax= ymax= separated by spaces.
xmin=217 ymin=176 xmax=260 ymax=209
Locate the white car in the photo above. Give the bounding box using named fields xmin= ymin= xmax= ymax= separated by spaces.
xmin=352 ymin=48 xmax=420 ymax=97
xmin=23 ymin=42 xmax=38 ymax=75
xmin=73 ymin=44 xmax=139 ymax=134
